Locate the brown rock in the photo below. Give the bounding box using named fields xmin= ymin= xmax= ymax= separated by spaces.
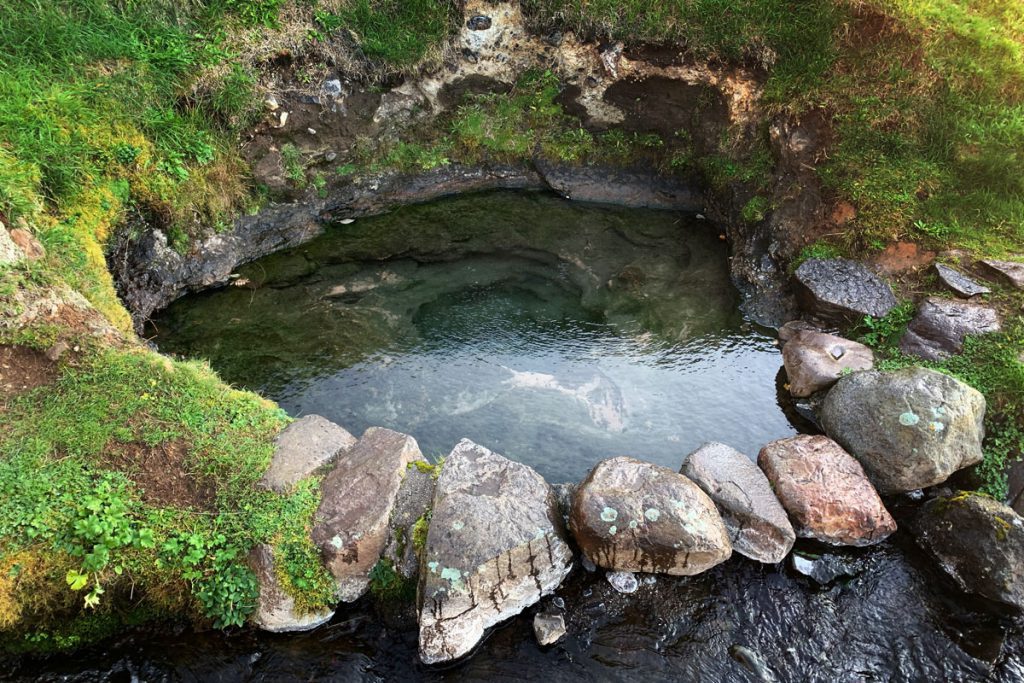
xmin=312 ymin=427 xmax=425 ymax=602
xmin=782 ymin=330 xmax=874 ymax=397
xmin=9 ymin=228 xmax=45 ymax=261
xmin=570 ymin=457 xmax=731 ymax=575
xmin=758 ymin=435 xmax=896 ymax=547
xmin=873 ymin=242 xmax=935 ymax=275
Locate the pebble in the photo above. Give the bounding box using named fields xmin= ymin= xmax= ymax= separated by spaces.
xmin=606 ymin=570 xmax=639 ymax=594
xmin=325 ymin=151 xmax=337 ymax=162
xmin=264 ymin=96 xmax=279 ymax=111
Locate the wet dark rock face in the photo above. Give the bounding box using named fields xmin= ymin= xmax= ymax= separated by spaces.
xmin=12 ymin=535 xmax=1024 ymax=681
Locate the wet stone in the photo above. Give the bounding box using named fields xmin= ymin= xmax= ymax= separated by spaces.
xmin=681 ymin=442 xmax=795 ymax=563
xmin=790 ymin=551 xmax=864 ymax=585
xmin=782 ymin=329 xmax=874 ymax=397
xmin=570 ymin=457 xmax=732 ymax=575
xmin=758 ymin=435 xmax=896 ymax=547
xmin=606 ymin=570 xmax=639 ymax=594
xmin=793 ymin=258 xmax=897 ymax=323
xmin=418 ymin=439 xmax=573 ymax=665
xmin=312 ymin=427 xmax=425 ymax=602
xmin=533 ymin=612 xmax=567 ymax=646
xmin=248 ymin=543 xmax=334 ymax=633
xmin=820 ymin=367 xmax=986 ymax=494
xmin=935 ymin=263 xmax=990 ymax=297
xmin=899 ymin=297 xmax=1001 ymax=361
xmin=914 ymin=492 xmax=1024 ymax=610
xmin=258 ymin=415 xmax=356 ymax=493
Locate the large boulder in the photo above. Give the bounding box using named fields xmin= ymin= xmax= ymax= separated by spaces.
xmin=311 ymin=427 xmax=425 ymax=602
xmin=418 ymin=439 xmax=572 ymax=665
xmin=758 ymin=435 xmax=896 ymax=546
xmin=792 ymin=258 xmax=898 ymax=323
xmin=934 ymin=263 xmax=990 ymax=298
xmin=259 ymin=415 xmax=356 ymax=493
xmin=914 ymin=492 xmax=1024 ymax=610
xmin=782 ymin=330 xmax=874 ymax=397
xmin=570 ymin=457 xmax=731 ymax=575
xmin=820 ymin=367 xmax=985 ymax=493
xmin=681 ymin=443 xmax=795 ymax=563
xmin=899 ymin=297 xmax=1001 ymax=361
xmin=248 ymin=544 xmax=334 ymax=632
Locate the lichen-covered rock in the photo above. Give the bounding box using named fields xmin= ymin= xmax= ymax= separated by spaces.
xmin=934 ymin=263 xmax=990 ymax=298
xmin=820 ymin=367 xmax=985 ymax=493
xmin=0 ymin=227 xmax=24 ymax=266
xmin=914 ymin=492 xmax=1024 ymax=610
xmin=570 ymin=457 xmax=731 ymax=575
xmin=899 ymin=297 xmax=1001 ymax=361
xmin=259 ymin=415 xmax=356 ymax=493
xmin=312 ymin=427 xmax=425 ymax=602
xmin=248 ymin=544 xmax=334 ymax=632
xmin=758 ymin=435 xmax=896 ymax=546
xmin=781 ymin=330 xmax=874 ymax=397
xmin=418 ymin=439 xmax=572 ymax=665
xmin=381 ymin=462 xmax=436 ymax=585
xmin=793 ymin=258 xmax=897 ymax=323
xmin=980 ymin=259 xmax=1024 ymax=289
xmin=681 ymin=442 xmax=795 ymax=563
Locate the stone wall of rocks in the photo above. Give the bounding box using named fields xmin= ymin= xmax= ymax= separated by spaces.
xmin=242 ymin=255 xmax=1022 ymax=665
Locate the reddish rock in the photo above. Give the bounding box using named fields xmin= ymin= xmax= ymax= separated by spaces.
xmin=758 ymin=435 xmax=896 ymax=547
xmin=9 ymin=228 xmax=45 ymax=261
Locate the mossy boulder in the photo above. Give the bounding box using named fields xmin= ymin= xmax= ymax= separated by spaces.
xmin=914 ymin=492 xmax=1024 ymax=610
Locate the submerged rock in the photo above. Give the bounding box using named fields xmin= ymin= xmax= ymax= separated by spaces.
xmin=781 ymin=329 xmax=874 ymax=397
xmin=681 ymin=442 xmax=794 ymax=563
xmin=418 ymin=439 xmax=573 ymax=665
xmin=570 ymin=457 xmax=731 ymax=575
xmin=793 ymin=258 xmax=897 ymax=323
xmin=790 ymin=551 xmax=865 ymax=585
xmin=899 ymin=297 xmax=1001 ymax=361
xmin=820 ymin=367 xmax=985 ymax=493
xmin=979 ymin=259 xmax=1024 ymax=289
xmin=758 ymin=435 xmax=896 ymax=546
xmin=248 ymin=544 xmax=334 ymax=633
xmin=312 ymin=427 xmax=425 ymax=602
xmin=934 ymin=263 xmax=990 ymax=297
xmin=914 ymin=492 xmax=1024 ymax=610
xmin=606 ymin=570 xmax=639 ymax=594
xmin=259 ymin=415 xmax=356 ymax=493
xmin=533 ymin=612 xmax=567 ymax=646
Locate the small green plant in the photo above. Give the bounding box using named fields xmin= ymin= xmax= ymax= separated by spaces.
xmin=368 ymin=558 xmax=415 ymax=602
xmin=791 ymin=242 xmax=845 ymax=271
xmin=412 ymin=511 xmax=431 ymax=554
xmin=280 ymin=144 xmax=306 ymax=186
xmin=855 ymin=301 xmax=915 ymax=350
xmin=741 ymin=195 xmax=771 ymax=224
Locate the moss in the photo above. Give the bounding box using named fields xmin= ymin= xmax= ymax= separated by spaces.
xmin=412 ymin=511 xmax=431 ymax=555
xmin=367 ymin=558 xmax=415 ymax=603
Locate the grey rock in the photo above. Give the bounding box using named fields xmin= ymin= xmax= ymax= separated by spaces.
xmin=570 ymin=457 xmax=732 ymax=575
xmin=418 ymin=439 xmax=573 ymax=665
xmin=935 ymin=263 xmax=990 ymax=297
xmin=259 ymin=415 xmax=356 ymax=493
xmin=758 ymin=435 xmax=896 ymax=547
xmin=681 ymin=443 xmax=795 ymax=563
xmin=606 ymin=570 xmax=639 ymax=594
xmin=782 ymin=330 xmax=874 ymax=397
xmin=466 ymin=15 xmax=492 ymax=31
xmin=777 ymin=319 xmax=820 ymax=343
xmin=312 ymin=427 xmax=425 ymax=602
xmin=790 ymin=551 xmax=864 ymax=585
xmin=248 ymin=544 xmax=334 ymax=632
xmin=551 ymin=482 xmax=576 ymax=527
xmin=0 ymin=227 xmax=24 ymax=265
xmin=793 ymin=258 xmax=898 ymax=323
xmin=533 ymin=612 xmax=566 ymax=646
xmin=322 ymin=78 xmax=343 ymax=98
xmin=980 ymin=259 xmax=1024 ymax=289
xmin=381 ymin=462 xmax=436 ymax=585
xmin=899 ymin=297 xmax=1001 ymax=361
xmin=820 ymin=368 xmax=986 ymax=493
xmin=914 ymin=492 xmax=1024 ymax=610
xmin=324 ymin=151 xmax=337 ymax=162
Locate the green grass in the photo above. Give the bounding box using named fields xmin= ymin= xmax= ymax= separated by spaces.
xmin=0 ymin=346 xmax=335 ymax=651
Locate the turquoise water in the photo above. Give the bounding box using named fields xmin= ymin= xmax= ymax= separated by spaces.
xmin=151 ymin=191 xmax=797 ymax=481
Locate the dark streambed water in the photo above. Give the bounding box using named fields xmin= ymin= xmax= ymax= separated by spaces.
xmin=12 ymin=191 xmax=1021 ymax=681
xmin=148 ymin=191 xmax=796 ymax=481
